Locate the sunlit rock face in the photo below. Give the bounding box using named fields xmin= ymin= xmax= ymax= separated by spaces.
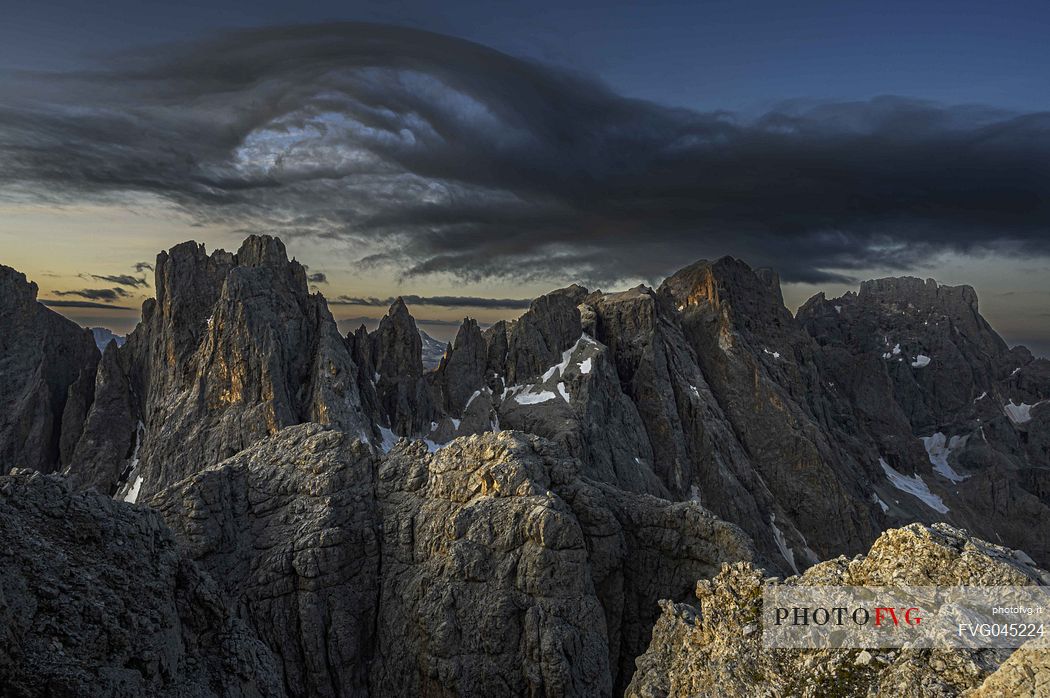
xmin=145 ymin=425 xmax=752 ymax=697
xmin=64 ymin=235 xmax=373 ymax=501
xmin=4 ymin=234 xmax=1048 ymax=576
xmin=0 ymin=264 xmax=99 ymax=474
xmin=627 ymin=523 xmax=1049 ymax=698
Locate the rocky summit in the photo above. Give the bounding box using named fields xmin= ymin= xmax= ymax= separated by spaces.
xmin=1 ymin=235 xmax=1048 ymax=696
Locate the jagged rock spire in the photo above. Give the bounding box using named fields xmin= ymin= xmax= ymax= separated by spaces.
xmin=371 ymin=297 xmax=433 ymax=434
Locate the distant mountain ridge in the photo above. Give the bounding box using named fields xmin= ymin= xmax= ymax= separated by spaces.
xmin=2 ymin=235 xmax=1049 ymax=696
xmin=419 ymin=328 xmax=448 ymax=369
xmin=90 ymin=326 xmax=126 ymax=352
xmin=4 ymin=236 xmax=1049 ymax=570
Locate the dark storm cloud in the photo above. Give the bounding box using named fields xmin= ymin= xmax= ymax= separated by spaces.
xmin=42 ymin=299 xmax=132 ymax=310
xmin=333 ymin=294 xmax=531 ymax=309
xmin=133 ymin=262 xmax=154 ymax=273
xmin=53 ymin=287 xmax=130 ymax=302
xmin=307 ymin=272 xmax=328 ymax=284
xmin=1 ymin=23 xmax=1048 ymax=285
xmin=89 ymin=273 xmax=149 ymax=287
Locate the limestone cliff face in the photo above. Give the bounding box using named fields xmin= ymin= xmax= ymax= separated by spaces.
xmin=799 ymin=275 xmax=1050 ymax=567
xmin=66 ymin=341 xmax=135 ymax=494
xmin=370 ymin=297 xmax=435 ymax=435
xmin=0 ymin=468 xmax=281 ymax=697
xmin=659 ymin=258 xmax=880 ymax=565
xmin=0 ymin=265 xmax=99 ymax=474
xmin=627 ymin=523 xmax=1049 ymax=698
xmin=65 ymin=236 xmax=373 ymax=501
xmin=6 ymin=237 xmax=1050 ymax=575
xmin=2 ymin=235 xmax=1050 ymax=696
xmin=149 ymin=426 xmax=380 ymax=698
xmin=417 ymin=256 xmax=1050 ymax=575
xmin=147 ymin=425 xmax=752 ymax=697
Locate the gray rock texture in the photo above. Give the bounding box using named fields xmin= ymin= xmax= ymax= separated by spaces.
xmin=370 ymin=298 xmax=435 ymax=435
xmin=144 ymin=424 xmax=751 ymax=697
xmin=627 ymin=523 xmax=1049 ymax=698
xmin=3 ymin=234 xmax=1050 ymax=696
xmin=149 ymin=425 xmax=380 ymax=698
xmin=0 ymin=265 xmax=99 ymax=474
xmin=66 ymin=236 xmax=374 ymax=501
xmin=0 ymin=468 xmax=281 ymax=697
xmin=799 ymin=275 xmax=1050 ymax=567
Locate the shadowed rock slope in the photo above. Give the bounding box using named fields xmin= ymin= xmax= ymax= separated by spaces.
xmin=0 ymin=468 xmax=281 ymax=697
xmin=799 ymin=276 xmax=1050 ymax=567
xmin=0 ymin=266 xmax=98 ymax=474
xmin=147 ymin=424 xmax=753 ymax=697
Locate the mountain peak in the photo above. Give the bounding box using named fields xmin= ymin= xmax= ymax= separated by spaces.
xmin=389 ymin=296 xmax=411 ymax=317
xmin=236 ymin=234 xmax=290 ymax=268
xmin=0 ymin=264 xmax=38 ymax=304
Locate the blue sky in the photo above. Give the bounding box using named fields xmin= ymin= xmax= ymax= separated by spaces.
xmin=4 ymin=0 xmax=1048 ymax=112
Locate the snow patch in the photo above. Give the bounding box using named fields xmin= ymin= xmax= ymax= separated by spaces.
xmin=1004 ymin=400 xmax=1041 ymax=424
xmin=123 ymin=476 xmax=144 ymax=504
xmin=514 ymin=389 xmax=557 ymax=405
xmin=974 ymin=391 xmax=987 ymax=402
xmin=556 ymin=383 xmax=570 ymax=403
xmin=115 ymin=421 xmax=145 ymax=502
xmin=871 ymin=493 xmax=890 ymax=513
xmin=911 ymin=354 xmax=931 ymax=368
xmin=378 ymin=426 xmax=399 ymax=453
xmin=763 ymin=348 xmax=781 ymax=359
xmin=770 ymin=513 xmax=799 ymax=575
xmin=879 ymin=457 xmax=949 ymax=513
xmin=451 ymin=418 xmax=461 ymax=429
xmin=542 ymin=336 xmax=582 ymax=381
xmin=423 ymin=438 xmax=449 ymax=453
xmin=541 ymin=334 xmax=600 ymax=382
xmin=920 ymin=433 xmax=969 ymax=483
xmin=464 ymin=390 xmax=482 ymax=409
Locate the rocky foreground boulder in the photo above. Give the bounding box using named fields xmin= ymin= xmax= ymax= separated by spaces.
xmin=0 ymin=468 xmax=281 ymax=697
xmin=627 ymin=523 xmax=1050 ymax=698
xmin=146 ymin=425 xmax=752 ymax=697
